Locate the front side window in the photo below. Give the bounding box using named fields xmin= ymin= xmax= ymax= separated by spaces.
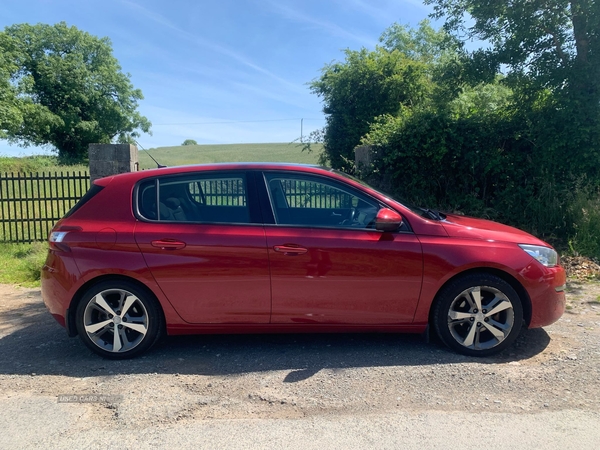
xmin=264 ymin=173 xmax=379 ymax=228
xmin=137 ymin=173 xmax=250 ymax=224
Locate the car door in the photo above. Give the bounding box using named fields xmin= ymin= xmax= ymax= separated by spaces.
xmin=261 ymin=171 xmax=423 ymax=324
xmin=134 ymin=171 xmax=271 ymax=324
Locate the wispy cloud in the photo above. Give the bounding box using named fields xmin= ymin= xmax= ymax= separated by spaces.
xmin=264 ymin=0 xmax=377 ymax=48
xmin=336 ymin=0 xmax=432 ymax=26
xmin=230 ymin=81 xmax=314 ymax=110
xmin=121 ymin=0 xmax=303 ymax=93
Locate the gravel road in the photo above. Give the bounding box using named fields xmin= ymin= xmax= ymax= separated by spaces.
xmin=0 ymin=280 xmax=599 ymax=449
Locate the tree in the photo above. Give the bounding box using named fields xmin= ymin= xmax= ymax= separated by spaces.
xmin=426 ymin=0 xmax=600 ymax=100
xmin=181 ymin=139 xmax=198 ymax=146
xmin=310 ymin=21 xmax=454 ymax=171
xmin=426 ymin=0 xmax=600 ymax=185
xmin=0 ymin=33 xmax=23 ymax=138
xmin=0 ymin=22 xmax=151 ymax=160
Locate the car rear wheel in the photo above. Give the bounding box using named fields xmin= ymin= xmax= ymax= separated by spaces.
xmin=433 ymin=274 xmax=524 ymax=357
xmin=75 ymin=280 xmax=163 ymax=359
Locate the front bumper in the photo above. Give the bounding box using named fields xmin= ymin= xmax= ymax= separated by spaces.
xmin=522 ymin=263 xmax=566 ymax=329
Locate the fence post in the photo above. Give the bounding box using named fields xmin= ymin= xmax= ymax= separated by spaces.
xmin=88 ymin=144 xmax=139 ymax=183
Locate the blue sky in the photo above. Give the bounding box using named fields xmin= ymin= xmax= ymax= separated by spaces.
xmin=1 ymin=0 xmax=435 ymax=156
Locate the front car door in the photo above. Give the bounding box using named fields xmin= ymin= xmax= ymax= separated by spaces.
xmin=260 ymin=171 xmax=423 ymax=324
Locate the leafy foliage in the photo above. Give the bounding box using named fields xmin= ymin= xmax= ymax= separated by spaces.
xmin=564 ymin=182 xmax=600 ymax=258
xmin=181 ymin=139 xmax=198 ymax=146
xmin=310 ymin=21 xmax=454 ymax=171
xmin=426 ymin=0 xmax=600 ymax=97
xmin=0 ymin=22 xmax=151 ymax=161
xmin=0 ymin=33 xmax=22 ymax=139
xmin=425 ymin=0 xmax=600 ymax=181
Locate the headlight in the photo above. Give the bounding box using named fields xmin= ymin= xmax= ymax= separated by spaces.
xmin=518 ymin=244 xmax=558 ymax=267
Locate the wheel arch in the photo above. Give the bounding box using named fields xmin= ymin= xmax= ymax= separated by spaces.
xmin=427 ymin=267 xmax=532 ymax=328
xmin=67 ymin=274 xmax=166 ymax=338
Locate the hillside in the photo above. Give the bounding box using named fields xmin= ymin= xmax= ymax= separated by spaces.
xmin=137 ymin=143 xmax=323 ymax=169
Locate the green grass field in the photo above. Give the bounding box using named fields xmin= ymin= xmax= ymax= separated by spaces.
xmin=0 ymin=143 xmax=323 ymax=173
xmin=0 ymin=155 xmax=87 ymax=174
xmin=138 ymin=143 xmax=323 ymax=169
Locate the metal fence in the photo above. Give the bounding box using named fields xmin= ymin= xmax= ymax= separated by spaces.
xmin=0 ymin=172 xmax=90 ymax=243
xmin=280 ymin=179 xmax=354 ymax=209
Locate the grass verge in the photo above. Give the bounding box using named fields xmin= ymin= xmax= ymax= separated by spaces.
xmin=0 ymin=243 xmax=48 ymax=287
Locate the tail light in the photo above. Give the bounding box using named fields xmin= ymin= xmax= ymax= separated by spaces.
xmin=48 ymin=226 xmax=81 ymax=252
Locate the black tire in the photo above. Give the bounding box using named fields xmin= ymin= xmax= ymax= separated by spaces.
xmin=433 ymin=273 xmax=524 ymax=357
xmin=75 ymin=280 xmax=164 ymax=359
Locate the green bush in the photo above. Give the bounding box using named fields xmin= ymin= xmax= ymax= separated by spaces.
xmin=362 ymin=104 xmax=600 ymax=257
xmin=565 ymin=184 xmax=600 ymax=259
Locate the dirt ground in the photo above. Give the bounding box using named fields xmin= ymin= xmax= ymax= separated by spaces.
xmin=0 ymin=280 xmax=599 ymax=448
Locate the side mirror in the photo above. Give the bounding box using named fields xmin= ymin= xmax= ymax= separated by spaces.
xmin=375 ymin=208 xmax=403 ymax=232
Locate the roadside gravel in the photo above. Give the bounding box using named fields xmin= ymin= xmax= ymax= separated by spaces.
xmin=0 ymin=280 xmax=599 ymax=448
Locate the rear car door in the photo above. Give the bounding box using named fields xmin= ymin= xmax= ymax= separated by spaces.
xmin=134 ymin=171 xmax=271 ymax=323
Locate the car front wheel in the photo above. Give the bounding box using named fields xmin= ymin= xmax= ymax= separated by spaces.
xmin=433 ymin=274 xmax=524 ymax=357
xmin=75 ymin=280 xmax=163 ymax=359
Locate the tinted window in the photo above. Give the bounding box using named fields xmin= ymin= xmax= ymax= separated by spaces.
xmin=264 ymin=173 xmax=379 ymax=228
xmin=137 ymin=173 xmax=250 ymax=224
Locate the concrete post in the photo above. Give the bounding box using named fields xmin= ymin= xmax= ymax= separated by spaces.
xmin=88 ymin=144 xmax=139 ymax=182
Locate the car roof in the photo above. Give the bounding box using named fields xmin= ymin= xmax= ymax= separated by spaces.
xmin=94 ymin=162 xmax=330 ymax=186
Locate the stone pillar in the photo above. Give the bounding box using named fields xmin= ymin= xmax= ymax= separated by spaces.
xmin=88 ymin=144 xmax=139 ymax=182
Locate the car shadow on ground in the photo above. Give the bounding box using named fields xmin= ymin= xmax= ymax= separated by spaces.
xmin=0 ymin=299 xmax=550 ymax=380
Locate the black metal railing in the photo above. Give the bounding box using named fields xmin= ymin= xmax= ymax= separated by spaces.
xmin=280 ymin=179 xmax=353 ymax=209
xmin=0 ymin=172 xmax=90 ymax=243
xmin=188 ymin=178 xmax=247 ymax=206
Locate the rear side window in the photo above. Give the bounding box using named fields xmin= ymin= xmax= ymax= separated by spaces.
xmin=63 ymin=184 xmax=104 ymax=218
xmin=137 ymin=173 xmax=251 ymax=224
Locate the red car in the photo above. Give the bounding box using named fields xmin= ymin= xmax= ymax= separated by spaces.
xmin=41 ymin=163 xmax=566 ymax=359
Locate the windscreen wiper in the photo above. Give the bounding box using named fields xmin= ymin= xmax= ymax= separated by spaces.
xmin=419 ymin=208 xmax=445 ymax=221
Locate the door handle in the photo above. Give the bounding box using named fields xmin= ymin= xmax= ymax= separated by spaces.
xmin=151 ymin=239 xmax=186 ymax=250
xmin=273 ymin=245 xmax=308 ymax=256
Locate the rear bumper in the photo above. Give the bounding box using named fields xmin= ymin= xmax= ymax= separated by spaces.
xmin=41 ymin=249 xmax=81 ymax=334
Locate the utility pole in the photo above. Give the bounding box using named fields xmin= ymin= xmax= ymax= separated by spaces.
xmin=301 ymin=118 xmax=303 ymax=143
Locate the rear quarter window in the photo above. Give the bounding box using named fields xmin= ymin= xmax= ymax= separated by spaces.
xmin=63 ymin=184 xmax=104 ymax=218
